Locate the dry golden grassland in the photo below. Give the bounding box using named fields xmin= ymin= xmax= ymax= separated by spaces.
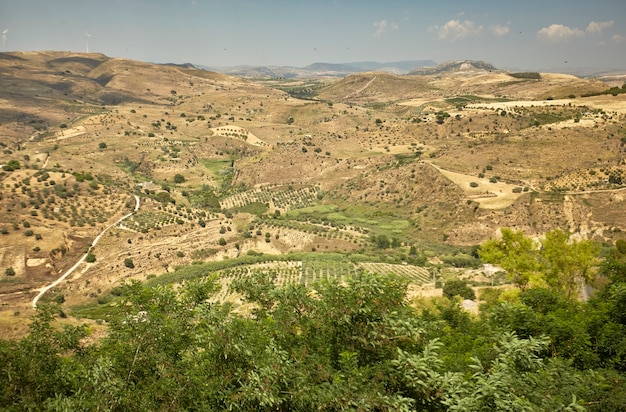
xmin=0 ymin=52 xmax=625 ymax=337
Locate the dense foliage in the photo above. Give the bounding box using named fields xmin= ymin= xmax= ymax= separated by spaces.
xmin=1 ymin=241 xmax=626 ymax=411
xmin=442 ymin=279 xmax=476 ymax=300
xmin=479 ymin=228 xmax=599 ymax=297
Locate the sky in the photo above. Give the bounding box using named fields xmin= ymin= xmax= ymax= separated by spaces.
xmin=1 ymin=0 xmax=625 ymax=71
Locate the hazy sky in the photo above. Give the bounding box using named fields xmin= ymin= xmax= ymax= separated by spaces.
xmin=1 ymin=0 xmax=625 ymax=70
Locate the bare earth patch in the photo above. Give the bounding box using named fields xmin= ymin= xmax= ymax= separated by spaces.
xmin=211 ymin=125 xmax=268 ymax=147
xmin=26 ymin=258 xmax=47 ymax=267
xmin=466 ymin=94 xmax=626 ymax=114
xmin=426 ymin=162 xmax=525 ymax=209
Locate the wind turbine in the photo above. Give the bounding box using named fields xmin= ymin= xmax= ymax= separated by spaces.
xmin=84 ymin=30 xmax=93 ymax=53
xmin=2 ymin=29 xmax=8 ymax=52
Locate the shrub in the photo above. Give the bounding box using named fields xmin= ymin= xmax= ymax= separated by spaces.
xmin=174 ymin=174 xmax=185 ymax=184
xmin=442 ymin=279 xmax=476 ymax=300
xmin=124 ymin=258 xmax=134 ymax=268
xmin=2 ymin=160 xmax=21 ymax=171
xmin=470 ymin=182 xmax=479 ymax=188
xmin=85 ymin=253 xmax=96 ymax=263
xmin=5 ymin=267 xmax=15 ymax=276
xmin=479 ymin=287 xmax=503 ymax=305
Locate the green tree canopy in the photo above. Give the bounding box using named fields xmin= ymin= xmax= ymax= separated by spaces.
xmin=479 ymin=228 xmax=541 ymax=290
xmin=1 ymin=269 xmax=625 ymax=410
xmin=479 ymin=228 xmax=600 ymax=298
xmin=540 ymin=229 xmax=600 ymax=298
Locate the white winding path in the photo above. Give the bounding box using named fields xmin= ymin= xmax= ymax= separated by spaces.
xmin=32 ymin=195 xmax=140 ymax=308
xmin=344 ymin=75 xmax=377 ymax=99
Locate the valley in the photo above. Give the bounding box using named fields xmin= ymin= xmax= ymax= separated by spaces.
xmin=1 ymin=52 xmax=625 ymax=337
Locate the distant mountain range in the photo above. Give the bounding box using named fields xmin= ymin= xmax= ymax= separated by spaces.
xmin=186 ymin=58 xmax=626 ymax=81
xmin=408 ymin=60 xmax=499 ymax=75
xmin=199 ymin=60 xmax=437 ymax=78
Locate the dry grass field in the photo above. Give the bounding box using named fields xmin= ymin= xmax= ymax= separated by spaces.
xmin=1 ymin=53 xmax=625 ymax=337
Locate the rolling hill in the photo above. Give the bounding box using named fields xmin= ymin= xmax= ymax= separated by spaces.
xmin=0 ymin=51 xmax=625 ymax=336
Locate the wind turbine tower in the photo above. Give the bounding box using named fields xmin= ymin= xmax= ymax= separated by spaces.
xmin=84 ymin=30 xmax=93 ymax=53
xmin=2 ymin=29 xmax=8 ymax=52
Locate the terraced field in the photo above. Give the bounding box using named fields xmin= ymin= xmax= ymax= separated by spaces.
xmin=118 ymin=202 xmax=217 ymax=232
xmin=212 ymin=257 xmax=431 ymax=301
xmin=220 ymin=185 xmax=321 ymax=211
xmin=359 ymin=262 xmax=432 ymax=284
xmin=546 ymin=166 xmax=626 ymax=192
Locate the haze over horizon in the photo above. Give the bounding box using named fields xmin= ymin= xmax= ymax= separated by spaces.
xmin=1 ymin=0 xmax=625 ymax=72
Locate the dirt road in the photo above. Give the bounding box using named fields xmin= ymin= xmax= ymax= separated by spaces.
xmin=32 ymin=195 xmax=140 ymax=308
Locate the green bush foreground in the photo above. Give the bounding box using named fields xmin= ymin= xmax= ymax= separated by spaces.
xmin=1 ymin=237 xmax=626 ymax=412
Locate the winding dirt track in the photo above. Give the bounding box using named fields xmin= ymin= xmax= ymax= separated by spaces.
xmin=344 ymin=75 xmax=377 ymax=99
xmin=32 ymin=195 xmax=140 ymax=308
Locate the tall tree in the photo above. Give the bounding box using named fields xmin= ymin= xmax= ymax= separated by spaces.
xmin=540 ymin=229 xmax=600 ymax=299
xmin=479 ymin=228 xmax=541 ymax=290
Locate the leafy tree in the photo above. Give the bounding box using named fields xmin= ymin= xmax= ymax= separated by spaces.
xmin=173 ymin=173 xmax=185 ymax=184
xmin=603 ymin=240 xmax=626 ymax=283
xmin=155 ymin=191 xmax=174 ymax=204
xmin=2 ymin=159 xmax=21 ymax=171
xmin=373 ymin=233 xmax=390 ymax=249
xmin=479 ymin=228 xmax=541 ymax=290
xmin=443 ymin=279 xmax=476 ymax=300
xmin=98 ymin=142 xmax=107 ymax=149
xmin=440 ymin=332 xmax=591 ymax=411
xmin=480 ymin=228 xmax=600 ymax=298
xmin=435 ymin=111 xmax=450 ymax=124
xmin=1 ymin=270 xmax=624 ymax=410
xmin=123 ymin=258 xmax=134 ymax=268
xmin=0 ymin=305 xmax=87 ymax=407
xmin=540 ymin=229 xmax=600 ymax=298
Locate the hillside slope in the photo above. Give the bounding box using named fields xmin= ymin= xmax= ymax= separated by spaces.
xmin=0 ymin=51 xmax=625 ymax=329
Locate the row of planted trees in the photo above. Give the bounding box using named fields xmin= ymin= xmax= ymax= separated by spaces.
xmin=1 ymin=232 xmax=625 ymax=410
